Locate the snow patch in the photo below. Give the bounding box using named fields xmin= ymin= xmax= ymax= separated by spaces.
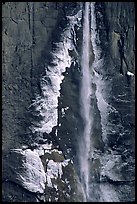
xmin=61 ymin=108 xmax=65 ymax=117
xmin=61 ymin=107 xmax=69 ymax=116
xmin=55 ymin=129 xmax=58 ymax=136
xmin=65 ymin=178 xmax=69 ymax=184
xmin=100 ymin=154 xmax=124 ymax=182
xmin=52 ymin=149 xmax=63 ymax=155
xmin=42 ymin=143 xmax=52 ymax=150
xmin=54 ymin=184 xmax=58 ymax=191
xmin=33 ymin=143 xmax=53 ymax=156
xmin=64 ymin=107 xmax=69 ymax=110
xmin=127 ymin=71 xmax=134 ymax=76
xmin=62 ymin=159 xmax=70 ymax=167
xmin=45 ymin=159 xmax=70 ymax=188
xmin=68 ymin=185 xmax=71 ymax=191
xmin=10 ymin=149 xmax=46 ymax=193
xmin=100 ymin=183 xmax=120 ymax=202
xmin=55 ymin=197 xmax=58 ymax=201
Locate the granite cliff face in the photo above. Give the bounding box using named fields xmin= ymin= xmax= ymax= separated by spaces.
xmin=2 ymin=2 xmax=135 ymax=202
xmin=2 ymin=2 xmax=64 ymax=151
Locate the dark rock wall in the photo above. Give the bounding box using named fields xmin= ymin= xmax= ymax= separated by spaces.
xmin=105 ymin=2 xmax=135 ymax=73
xmin=2 ymin=2 xmax=64 ymax=151
xmin=103 ymin=2 xmax=135 ymax=149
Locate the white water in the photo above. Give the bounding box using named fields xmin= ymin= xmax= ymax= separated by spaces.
xmin=79 ymin=2 xmax=105 ymax=201
xmin=79 ymin=2 xmax=91 ymax=201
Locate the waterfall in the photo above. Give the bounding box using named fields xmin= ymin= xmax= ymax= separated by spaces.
xmin=79 ymin=2 xmax=91 ymax=201
xmin=79 ymin=2 xmax=103 ymax=201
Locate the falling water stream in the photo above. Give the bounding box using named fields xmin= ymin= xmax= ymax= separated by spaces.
xmin=79 ymin=2 xmax=91 ymax=201
xmin=79 ymin=2 xmax=102 ymax=201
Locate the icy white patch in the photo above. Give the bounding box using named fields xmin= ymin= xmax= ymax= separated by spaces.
xmin=62 ymin=159 xmax=70 ymax=167
xmin=55 ymin=197 xmax=58 ymax=201
xmin=99 ymin=153 xmax=128 ymax=182
xmin=42 ymin=143 xmax=52 ymax=149
xmin=61 ymin=107 xmax=69 ymax=117
xmin=30 ymin=11 xmax=82 ymax=135
xmin=100 ymin=183 xmax=120 ymax=202
xmin=70 ymin=160 xmax=73 ymax=164
xmin=34 ymin=148 xmax=44 ymax=156
xmin=61 ymin=108 xmax=65 ymax=117
xmin=127 ymin=71 xmax=134 ymax=76
xmin=68 ymin=185 xmax=71 ymax=191
xmin=65 ymin=178 xmax=69 ymax=184
xmin=93 ymin=150 xmax=128 ymax=183
xmin=66 ymin=9 xmax=82 ymax=26
xmin=33 ymin=143 xmax=53 ymax=156
xmin=46 ymin=160 xmax=62 ymax=187
xmin=44 ymin=149 xmax=51 ymax=154
xmin=43 ymin=148 xmax=63 ymax=155
xmin=10 ymin=149 xmax=46 ymax=193
xmin=54 ymin=184 xmax=58 ymax=191
xmin=22 ymin=145 xmax=28 ymax=150
xmin=66 ymin=192 xmax=70 ymax=198
xmin=45 ymin=159 xmax=70 ymax=188
xmin=59 ymin=123 xmax=61 ymax=127
xmin=55 ymin=129 xmax=58 ymax=136
xmin=52 ymin=149 xmax=63 ymax=155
